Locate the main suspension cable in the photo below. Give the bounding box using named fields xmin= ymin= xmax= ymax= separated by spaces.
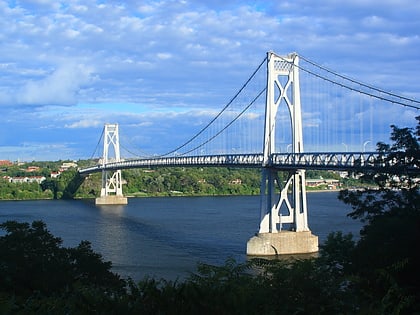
xmin=120 ymin=142 xmax=153 ymax=159
xmin=178 ymin=87 xmax=266 ymax=156
xmin=297 ymin=54 xmax=420 ymax=110
xmin=89 ymin=127 xmax=105 ymax=160
xmin=160 ymin=56 xmax=268 ymax=157
xmin=299 ymin=54 xmax=420 ymax=106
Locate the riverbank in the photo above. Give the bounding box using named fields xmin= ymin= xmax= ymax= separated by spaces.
xmin=0 ymin=187 xmax=363 ymax=202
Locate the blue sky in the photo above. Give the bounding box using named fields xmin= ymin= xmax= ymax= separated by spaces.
xmin=1 ymin=0 xmax=419 ymax=161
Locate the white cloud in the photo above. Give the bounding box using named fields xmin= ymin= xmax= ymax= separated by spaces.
xmin=16 ymin=63 xmax=95 ymax=106
xmin=157 ymin=53 xmax=172 ymax=60
xmin=65 ymin=119 xmax=102 ymax=129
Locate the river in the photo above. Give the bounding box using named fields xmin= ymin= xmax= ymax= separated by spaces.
xmin=0 ymin=193 xmax=361 ymax=281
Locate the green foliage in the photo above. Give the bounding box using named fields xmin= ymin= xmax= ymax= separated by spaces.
xmin=0 ymin=219 xmax=358 ymax=314
xmin=60 ymin=169 xmax=85 ymax=199
xmin=1 ymin=161 xmax=357 ymax=200
xmin=337 ymin=116 xmax=420 ymax=313
xmin=0 ymin=218 xmax=418 ymax=314
xmin=0 ymin=180 xmax=51 ymax=200
xmin=306 ymin=169 xmax=341 ymax=180
xmin=121 ymin=167 xmax=262 ymax=197
xmin=0 ymin=220 xmax=124 ymax=300
xmin=0 ymin=160 xmax=83 ymax=200
xmin=318 ymin=231 xmax=355 ymax=275
xmin=181 ymin=259 xmax=258 ymax=315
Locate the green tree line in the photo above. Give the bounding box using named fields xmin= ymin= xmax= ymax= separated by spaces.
xmin=1 ymin=162 xmax=344 ymax=200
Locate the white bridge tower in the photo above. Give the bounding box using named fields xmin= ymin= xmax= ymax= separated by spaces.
xmin=95 ymin=123 xmax=128 ymax=205
xmin=247 ymin=52 xmax=318 ymax=255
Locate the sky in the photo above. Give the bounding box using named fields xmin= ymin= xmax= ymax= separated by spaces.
xmin=0 ymin=0 xmax=419 ymax=161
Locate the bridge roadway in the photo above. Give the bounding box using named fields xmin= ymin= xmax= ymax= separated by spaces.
xmin=79 ymin=152 xmax=396 ymax=175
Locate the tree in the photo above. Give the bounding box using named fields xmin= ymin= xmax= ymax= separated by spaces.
xmin=0 ymin=220 xmax=124 ymax=298
xmin=338 ymin=116 xmax=420 ymax=313
xmin=41 ymin=178 xmax=58 ymax=198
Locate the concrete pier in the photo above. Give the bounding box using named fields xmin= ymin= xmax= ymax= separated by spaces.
xmin=246 ymin=231 xmax=318 ymax=256
xmin=95 ymin=195 xmax=128 ymax=205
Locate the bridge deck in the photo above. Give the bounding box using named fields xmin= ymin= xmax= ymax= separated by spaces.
xmin=79 ymin=152 xmax=402 ymax=175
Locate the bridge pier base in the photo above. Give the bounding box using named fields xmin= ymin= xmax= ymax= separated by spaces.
xmin=95 ymin=195 xmax=128 ymax=205
xmin=246 ymin=231 xmax=318 ymax=256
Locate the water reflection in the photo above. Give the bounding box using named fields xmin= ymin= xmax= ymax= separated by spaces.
xmin=97 ymin=205 xmax=126 ymax=216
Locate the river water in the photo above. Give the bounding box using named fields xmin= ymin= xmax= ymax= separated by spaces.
xmin=0 ymin=193 xmax=361 ymax=281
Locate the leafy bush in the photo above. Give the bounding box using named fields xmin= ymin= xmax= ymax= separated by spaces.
xmin=0 ymin=221 xmax=125 ymax=298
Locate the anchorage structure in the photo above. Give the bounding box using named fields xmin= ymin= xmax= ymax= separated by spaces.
xmin=247 ymin=52 xmax=318 ymax=255
xmin=95 ymin=123 xmax=127 ymax=205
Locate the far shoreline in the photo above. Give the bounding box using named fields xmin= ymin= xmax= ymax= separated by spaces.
xmin=0 ymin=188 xmax=346 ymax=202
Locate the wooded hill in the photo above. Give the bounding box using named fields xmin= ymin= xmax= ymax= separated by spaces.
xmin=1 ymin=161 xmax=349 ymax=200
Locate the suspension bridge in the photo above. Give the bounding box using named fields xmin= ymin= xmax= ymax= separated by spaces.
xmin=79 ymin=51 xmax=420 ymax=256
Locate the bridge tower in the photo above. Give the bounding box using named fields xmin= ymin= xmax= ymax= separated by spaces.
xmin=95 ymin=123 xmax=128 ymax=205
xmin=247 ymin=52 xmax=318 ymax=255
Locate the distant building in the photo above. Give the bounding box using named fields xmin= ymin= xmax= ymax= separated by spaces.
xmin=26 ymin=166 xmax=40 ymax=172
xmin=9 ymin=176 xmax=27 ymax=184
xmin=50 ymin=171 xmax=61 ymax=178
xmin=0 ymin=160 xmax=13 ymax=166
xmin=61 ymin=162 xmax=78 ymax=170
xmin=338 ymin=171 xmax=348 ymax=178
xmin=9 ymin=176 xmax=46 ymax=184
xmin=306 ymin=178 xmax=340 ymax=190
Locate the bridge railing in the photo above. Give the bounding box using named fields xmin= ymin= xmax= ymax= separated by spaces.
xmin=79 ymin=154 xmax=264 ymax=174
xmin=79 ymin=152 xmax=406 ymax=175
xmin=269 ymin=152 xmax=386 ymax=170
